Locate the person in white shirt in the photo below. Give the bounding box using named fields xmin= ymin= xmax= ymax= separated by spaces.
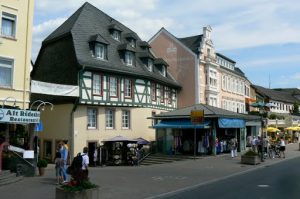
xmin=81 ymin=147 xmax=89 ymax=179
xmin=279 ymin=138 xmax=286 ymax=158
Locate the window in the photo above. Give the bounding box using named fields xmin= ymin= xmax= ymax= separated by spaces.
xmin=160 ymin=86 xmax=164 ymax=103
xmin=166 ymin=87 xmax=172 ymax=104
xmin=124 ymin=78 xmax=132 ymax=98
xmin=158 ymin=65 xmax=166 ymax=77
xmin=125 ymin=51 xmax=134 ymax=66
xmin=129 ymin=39 xmax=136 ymax=48
xmin=109 ymin=77 xmax=118 ymax=97
xmin=151 ymin=83 xmax=156 ymax=101
xmin=112 ymin=30 xmax=120 ymax=41
xmin=1 ymin=12 xmax=16 ymax=38
xmin=87 ymin=108 xmax=97 ymax=129
xmin=94 ymin=43 xmax=107 ymax=60
xmin=92 ymin=74 xmax=102 ymax=96
xmin=148 ymin=59 xmax=153 ymax=72
xmin=209 ymin=70 xmax=217 ymax=87
xmin=122 ymin=110 xmax=130 ymax=129
xmin=105 ymin=109 xmax=115 ymax=129
xmin=0 ymin=57 xmax=13 ymax=88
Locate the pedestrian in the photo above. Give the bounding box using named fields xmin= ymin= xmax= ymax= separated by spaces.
xmin=93 ymin=148 xmax=98 ymax=167
xmin=81 ymin=147 xmax=89 ymax=180
xmin=279 ymin=137 xmax=286 ymax=158
xmin=251 ymin=136 xmax=257 ymax=152
xmin=230 ymin=138 xmax=238 ymax=158
xmin=54 ymin=151 xmax=64 ymax=184
xmin=59 ymin=140 xmax=69 ymax=183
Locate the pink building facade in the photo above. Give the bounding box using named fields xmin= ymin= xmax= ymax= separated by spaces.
xmin=149 ymin=26 xmax=253 ymax=113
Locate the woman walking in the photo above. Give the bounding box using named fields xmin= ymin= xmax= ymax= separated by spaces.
xmin=279 ymin=138 xmax=286 ymax=158
xmin=54 ymin=151 xmax=64 ymax=184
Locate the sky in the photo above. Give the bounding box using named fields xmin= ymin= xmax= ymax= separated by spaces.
xmin=33 ymin=0 xmax=300 ymax=89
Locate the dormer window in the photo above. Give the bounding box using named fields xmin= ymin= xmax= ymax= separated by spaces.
xmin=148 ymin=59 xmax=153 ymax=72
xmin=158 ymin=65 xmax=166 ymax=77
xmin=112 ymin=30 xmax=121 ymax=41
xmin=129 ymin=38 xmax=136 ymax=48
xmin=94 ymin=43 xmax=107 ymax=60
xmin=125 ymin=51 xmax=134 ymax=66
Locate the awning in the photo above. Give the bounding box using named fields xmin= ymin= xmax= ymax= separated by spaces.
xmin=218 ymin=118 xmax=245 ymax=128
xmin=153 ymin=119 xmax=211 ymax=129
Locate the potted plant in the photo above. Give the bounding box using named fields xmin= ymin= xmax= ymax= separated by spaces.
xmin=241 ymin=149 xmax=260 ymax=165
xmin=56 ymin=155 xmax=99 ymax=199
xmin=37 ymin=159 xmax=48 ymax=176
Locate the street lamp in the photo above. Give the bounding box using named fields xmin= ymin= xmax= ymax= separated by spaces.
xmin=251 ymin=102 xmax=273 ymax=162
xmin=28 ymin=100 xmax=53 ymax=168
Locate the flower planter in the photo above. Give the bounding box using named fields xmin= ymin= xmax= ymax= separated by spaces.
xmin=56 ymin=186 xmax=100 ymax=199
xmin=241 ymin=155 xmax=260 ymax=165
xmin=38 ymin=167 xmax=45 ymax=176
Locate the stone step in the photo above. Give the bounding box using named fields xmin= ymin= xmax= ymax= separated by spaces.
xmin=0 ymin=170 xmax=23 ymax=187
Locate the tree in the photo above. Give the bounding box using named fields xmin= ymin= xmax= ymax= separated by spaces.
xmin=292 ymin=102 xmax=299 ymax=114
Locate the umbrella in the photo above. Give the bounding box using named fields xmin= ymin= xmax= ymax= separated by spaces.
xmin=104 ymin=135 xmax=137 ymax=142
xmin=266 ymin=127 xmax=280 ymax=133
xmin=134 ymin=137 xmax=150 ymax=145
xmin=285 ymin=126 xmax=300 ymax=131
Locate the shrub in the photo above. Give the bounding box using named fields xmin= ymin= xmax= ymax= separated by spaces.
xmin=243 ymin=150 xmax=258 ymax=156
xmin=37 ymin=159 xmax=48 ymax=168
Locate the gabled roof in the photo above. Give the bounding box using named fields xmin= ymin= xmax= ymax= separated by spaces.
xmin=216 ymin=53 xmax=236 ymax=64
xmin=252 ymin=85 xmax=300 ymax=103
xmin=88 ymin=34 xmax=110 ymax=45
xmin=152 ymin=103 xmax=260 ymax=121
xmin=273 ymin=88 xmax=300 ymax=95
xmin=177 ymin=35 xmax=202 ymax=54
xmin=39 ymin=2 xmax=180 ymax=88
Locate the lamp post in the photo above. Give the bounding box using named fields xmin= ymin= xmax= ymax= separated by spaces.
xmin=28 ymin=100 xmax=53 ymax=166
xmin=251 ymin=102 xmax=273 ymax=162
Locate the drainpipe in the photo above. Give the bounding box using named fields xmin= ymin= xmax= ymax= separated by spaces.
xmin=70 ymin=67 xmax=84 ymax=158
xmin=23 ymin=0 xmax=33 ymax=109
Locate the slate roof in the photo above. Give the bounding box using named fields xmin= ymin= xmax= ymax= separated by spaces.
xmin=40 ymin=2 xmax=180 ymax=88
xmin=252 ymin=85 xmax=300 ymax=103
xmin=273 ymin=88 xmax=300 ymax=95
xmin=151 ymin=103 xmax=260 ymax=121
xmin=177 ymin=35 xmax=202 ymax=54
xmin=216 ymin=53 xmax=236 ymax=64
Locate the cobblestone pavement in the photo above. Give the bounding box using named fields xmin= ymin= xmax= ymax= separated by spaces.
xmin=0 ymin=143 xmax=299 ymax=199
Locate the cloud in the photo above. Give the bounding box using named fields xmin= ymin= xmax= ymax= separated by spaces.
xmin=241 ymin=55 xmax=300 ymax=68
xmin=32 ymin=18 xmax=66 ymax=61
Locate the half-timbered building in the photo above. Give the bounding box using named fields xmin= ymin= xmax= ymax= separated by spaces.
xmin=31 ymin=2 xmax=180 ymax=162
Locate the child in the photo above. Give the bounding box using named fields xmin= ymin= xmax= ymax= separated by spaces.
xmin=54 ymin=151 xmax=64 ymax=184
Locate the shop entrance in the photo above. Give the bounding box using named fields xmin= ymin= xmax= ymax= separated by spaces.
xmin=88 ymin=142 xmax=97 ymax=167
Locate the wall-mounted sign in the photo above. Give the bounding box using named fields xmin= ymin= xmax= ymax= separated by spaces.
xmin=0 ymin=108 xmax=40 ymax=124
xmin=191 ymin=109 xmax=204 ymax=124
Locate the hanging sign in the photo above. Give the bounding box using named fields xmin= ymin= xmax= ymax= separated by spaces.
xmin=191 ymin=109 xmax=204 ymax=124
xmin=0 ymin=108 xmax=40 ymax=124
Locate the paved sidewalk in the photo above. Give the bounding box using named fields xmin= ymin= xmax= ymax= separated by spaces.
xmin=0 ymin=143 xmax=299 ymax=199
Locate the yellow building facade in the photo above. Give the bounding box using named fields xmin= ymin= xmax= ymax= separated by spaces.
xmin=0 ymin=0 xmax=34 ymax=109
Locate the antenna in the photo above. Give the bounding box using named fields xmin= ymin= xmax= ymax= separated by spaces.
xmin=268 ymin=73 xmax=271 ymax=89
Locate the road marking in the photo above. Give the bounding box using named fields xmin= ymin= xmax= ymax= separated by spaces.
xmin=152 ymin=176 xmax=187 ymax=181
xmin=258 ymin=185 xmax=270 ymax=188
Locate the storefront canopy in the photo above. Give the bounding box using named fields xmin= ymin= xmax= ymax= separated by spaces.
xmin=153 ymin=119 xmax=211 ymax=129
xmin=218 ymin=118 xmax=245 ymax=128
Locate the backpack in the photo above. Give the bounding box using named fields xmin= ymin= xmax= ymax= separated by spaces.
xmin=71 ymin=153 xmax=83 ymax=170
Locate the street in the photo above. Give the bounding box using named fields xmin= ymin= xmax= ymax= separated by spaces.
xmin=159 ymin=157 xmax=300 ymax=199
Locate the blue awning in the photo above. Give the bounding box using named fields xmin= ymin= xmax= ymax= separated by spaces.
xmin=153 ymin=119 xmax=211 ymax=129
xmin=218 ymin=118 xmax=245 ymax=128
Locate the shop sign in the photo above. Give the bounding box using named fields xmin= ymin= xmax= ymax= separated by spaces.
xmin=191 ymin=109 xmax=204 ymax=124
xmin=0 ymin=108 xmax=40 ymax=124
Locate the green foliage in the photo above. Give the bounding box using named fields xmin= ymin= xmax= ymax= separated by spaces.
xmin=292 ymin=102 xmax=299 ymax=114
xmin=61 ymin=180 xmax=98 ymax=192
xmin=37 ymin=159 xmax=48 ymax=168
xmin=243 ymin=150 xmax=258 ymax=156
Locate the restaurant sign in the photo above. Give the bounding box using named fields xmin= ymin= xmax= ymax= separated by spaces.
xmin=0 ymin=108 xmax=40 ymax=124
